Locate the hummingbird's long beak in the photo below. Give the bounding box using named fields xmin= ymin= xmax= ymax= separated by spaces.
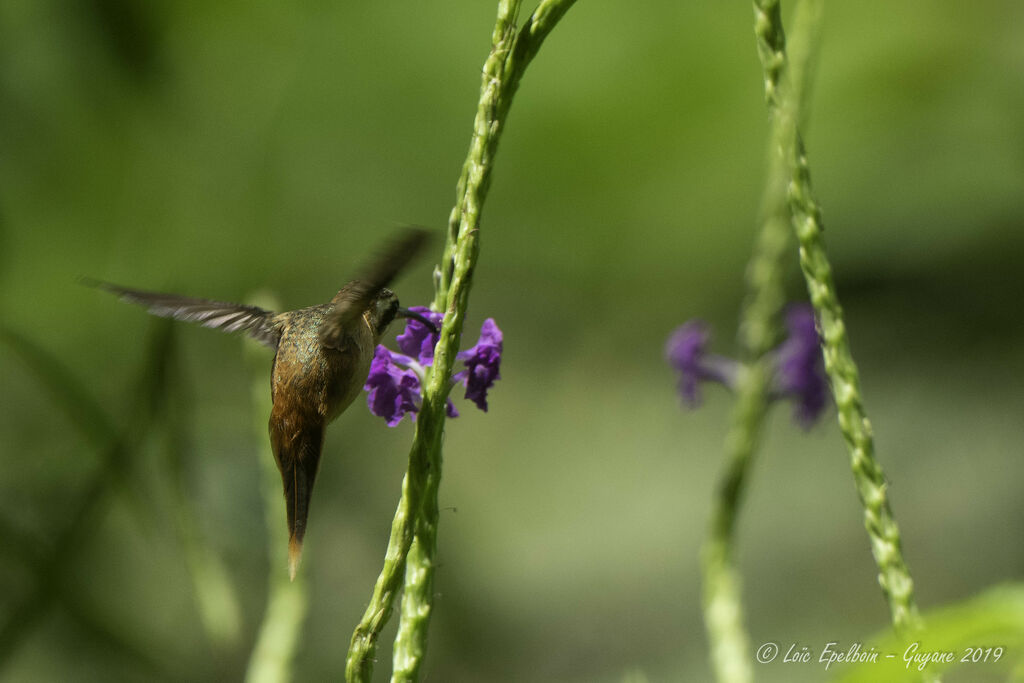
xmin=398 ymin=307 xmax=439 ymax=333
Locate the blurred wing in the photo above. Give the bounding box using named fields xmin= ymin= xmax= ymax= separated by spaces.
xmin=319 ymin=227 xmax=430 ymax=349
xmin=89 ymin=280 xmax=281 ymax=349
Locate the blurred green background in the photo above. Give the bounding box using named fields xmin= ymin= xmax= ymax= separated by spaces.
xmin=2 ymin=1 xmax=1024 ymax=681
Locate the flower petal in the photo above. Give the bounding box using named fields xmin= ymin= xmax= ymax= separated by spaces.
xmin=457 ymin=319 xmax=503 ymax=412
xmin=364 ymin=346 xmax=421 ymax=426
xmin=774 ymin=304 xmax=828 ymax=428
xmin=665 ymin=320 xmax=741 ymax=407
xmin=396 ymin=306 xmax=444 ymax=366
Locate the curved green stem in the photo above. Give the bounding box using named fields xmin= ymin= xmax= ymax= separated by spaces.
xmin=345 ymin=2 xmax=577 ymax=682
xmin=702 ymin=3 xmax=822 ymax=681
xmin=787 ymin=126 xmax=924 ymax=635
xmin=435 ymin=0 xmax=579 ymax=307
xmin=244 ymin=310 xmax=310 ymax=683
xmin=760 ymin=0 xmax=925 ymax=637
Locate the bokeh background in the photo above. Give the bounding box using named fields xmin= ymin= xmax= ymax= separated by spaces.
xmin=2 ymin=1 xmax=1023 ymax=681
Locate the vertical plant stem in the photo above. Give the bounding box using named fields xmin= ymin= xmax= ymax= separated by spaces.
xmin=164 ymin=329 xmax=243 ymax=653
xmin=244 ymin=297 xmax=310 ymax=683
xmin=702 ymin=3 xmax=822 ymax=682
xmin=394 ymin=3 xmax=577 ymax=679
xmin=701 ymin=364 xmax=768 ymax=683
xmin=346 ymin=461 xmax=426 ymax=683
xmin=434 ymin=0 xmax=580 ymax=306
xmin=345 ymin=2 xmax=578 ymax=682
xmin=786 ymin=109 xmax=924 ymax=634
xmin=758 ymin=0 xmax=925 ymax=636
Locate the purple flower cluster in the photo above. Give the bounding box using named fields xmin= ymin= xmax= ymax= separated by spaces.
xmin=665 ymin=304 xmax=828 ymax=428
xmin=453 ymin=318 xmax=503 ymax=412
xmin=364 ymin=306 xmax=503 ymax=426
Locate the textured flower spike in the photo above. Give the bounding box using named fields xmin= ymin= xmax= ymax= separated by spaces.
xmin=365 ymin=311 xmax=502 ymax=425
xmin=666 ymin=305 xmax=828 ymax=426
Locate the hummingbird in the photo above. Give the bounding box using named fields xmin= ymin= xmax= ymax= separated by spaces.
xmin=90 ymin=228 xmax=434 ymax=579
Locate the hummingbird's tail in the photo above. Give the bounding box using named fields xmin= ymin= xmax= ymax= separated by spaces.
xmin=269 ymin=417 xmax=325 ymax=581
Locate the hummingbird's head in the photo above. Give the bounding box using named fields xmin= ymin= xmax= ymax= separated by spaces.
xmin=370 ymin=288 xmax=401 ymax=335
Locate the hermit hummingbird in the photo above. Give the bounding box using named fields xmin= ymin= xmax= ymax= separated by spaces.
xmin=90 ymin=228 xmax=435 ymax=579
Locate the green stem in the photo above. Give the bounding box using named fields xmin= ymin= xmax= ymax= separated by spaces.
xmin=244 ymin=297 xmax=309 ymax=683
xmin=346 ymin=460 xmax=428 ymax=683
xmin=165 ymin=330 xmax=242 ymax=653
xmin=702 ymin=3 xmax=822 ymax=681
xmin=702 ymin=366 xmax=768 ymax=683
xmin=435 ymin=0 xmax=579 ymax=307
xmin=346 ymin=2 xmax=577 ymax=681
xmin=787 ymin=123 xmax=924 ymax=635
xmin=759 ymin=0 xmax=925 ymax=636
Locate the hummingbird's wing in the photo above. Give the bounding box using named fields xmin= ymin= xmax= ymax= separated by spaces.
xmin=319 ymin=227 xmax=430 ymax=350
xmin=89 ymin=280 xmax=282 ymax=349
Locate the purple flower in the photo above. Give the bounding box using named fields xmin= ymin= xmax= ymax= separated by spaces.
xmin=364 ymin=310 xmax=502 ymax=425
xmin=365 ymin=346 xmax=421 ymax=426
xmin=455 ymin=319 xmax=503 ymax=412
xmin=665 ymin=304 xmax=829 ymax=428
xmin=445 ymin=398 xmax=460 ymax=419
xmin=396 ymin=306 xmax=443 ymax=366
xmin=665 ymin=320 xmax=738 ymax=406
xmin=773 ymin=304 xmax=827 ymax=429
